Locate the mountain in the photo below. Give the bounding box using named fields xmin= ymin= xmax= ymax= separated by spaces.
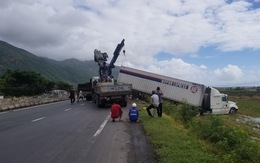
xmin=0 ymin=40 xmax=119 ymax=85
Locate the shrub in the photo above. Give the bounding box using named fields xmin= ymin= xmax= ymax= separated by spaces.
xmin=163 ymin=101 xmax=177 ymax=116
xmin=190 ymin=115 xmax=260 ymax=162
xmin=175 ymin=103 xmax=199 ymax=126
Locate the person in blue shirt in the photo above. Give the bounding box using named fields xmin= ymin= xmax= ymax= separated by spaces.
xmin=129 ymin=103 xmax=139 ymax=122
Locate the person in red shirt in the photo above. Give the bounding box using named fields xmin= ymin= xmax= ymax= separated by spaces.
xmin=110 ymin=103 xmax=123 ymax=122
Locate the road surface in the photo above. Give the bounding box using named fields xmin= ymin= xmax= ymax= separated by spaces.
xmin=0 ymin=100 xmax=157 ymax=163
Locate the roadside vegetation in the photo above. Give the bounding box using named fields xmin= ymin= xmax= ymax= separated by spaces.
xmin=229 ymin=96 xmax=260 ymax=117
xmin=0 ymin=70 xmax=73 ymax=97
xmin=136 ymin=95 xmax=260 ymax=163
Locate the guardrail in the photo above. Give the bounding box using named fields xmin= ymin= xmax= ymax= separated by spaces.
xmin=0 ymin=94 xmax=69 ymax=112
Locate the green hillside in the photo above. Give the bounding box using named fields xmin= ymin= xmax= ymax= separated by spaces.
xmin=0 ymin=40 xmax=119 ymax=85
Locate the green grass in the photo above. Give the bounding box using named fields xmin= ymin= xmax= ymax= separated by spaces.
xmin=135 ymin=96 xmax=260 ymax=163
xmin=138 ymin=106 xmax=221 ymax=163
xmin=225 ymin=96 xmax=260 ymax=138
xmin=229 ymin=96 xmax=260 ymax=117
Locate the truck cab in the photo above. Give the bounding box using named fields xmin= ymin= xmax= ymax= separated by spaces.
xmin=210 ymin=87 xmax=238 ymax=114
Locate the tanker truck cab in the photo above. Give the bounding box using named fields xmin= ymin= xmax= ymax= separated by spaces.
xmin=210 ymin=87 xmax=238 ymax=114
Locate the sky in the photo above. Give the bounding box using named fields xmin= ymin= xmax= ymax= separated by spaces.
xmin=0 ymin=0 xmax=260 ymax=87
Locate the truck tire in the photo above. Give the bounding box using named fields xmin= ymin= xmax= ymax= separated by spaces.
xmin=96 ymin=95 xmax=101 ymax=108
xmin=86 ymin=95 xmax=92 ymax=101
xmin=121 ymin=101 xmax=127 ymax=107
xmin=229 ymin=108 xmax=237 ymax=114
xmin=92 ymin=95 xmax=96 ymax=103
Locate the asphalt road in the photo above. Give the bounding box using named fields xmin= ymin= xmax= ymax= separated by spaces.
xmin=0 ymin=100 xmax=157 ymax=163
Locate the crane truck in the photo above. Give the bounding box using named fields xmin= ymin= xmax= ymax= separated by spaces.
xmin=78 ymin=39 xmax=132 ymax=107
xmin=117 ymin=66 xmax=238 ymax=115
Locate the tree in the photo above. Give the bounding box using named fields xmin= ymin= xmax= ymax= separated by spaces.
xmin=0 ymin=70 xmax=72 ymax=97
xmin=55 ymin=81 xmax=73 ymax=90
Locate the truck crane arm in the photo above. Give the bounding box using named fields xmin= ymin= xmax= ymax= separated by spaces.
xmin=108 ymin=39 xmax=125 ymax=70
xmin=93 ymin=39 xmax=125 ymax=82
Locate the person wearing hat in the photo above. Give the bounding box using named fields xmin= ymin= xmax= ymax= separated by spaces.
xmin=129 ymin=103 xmax=139 ymax=122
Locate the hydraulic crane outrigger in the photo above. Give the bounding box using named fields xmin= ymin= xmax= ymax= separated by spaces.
xmin=94 ymin=39 xmax=125 ymax=82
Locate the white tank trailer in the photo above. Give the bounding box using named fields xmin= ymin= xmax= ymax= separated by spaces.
xmin=117 ymin=66 xmax=238 ymax=115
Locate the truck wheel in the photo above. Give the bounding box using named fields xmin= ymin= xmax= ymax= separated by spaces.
xmin=97 ymin=102 xmax=101 ymax=107
xmin=96 ymin=95 xmax=101 ymax=108
xmin=86 ymin=95 xmax=92 ymax=101
xmin=229 ymin=108 xmax=237 ymax=114
xmin=92 ymin=95 xmax=96 ymax=103
xmin=121 ymin=101 xmax=127 ymax=107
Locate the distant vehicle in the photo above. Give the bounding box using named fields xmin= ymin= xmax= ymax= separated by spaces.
xmin=117 ymin=66 xmax=238 ymax=115
xmin=77 ymin=82 xmax=92 ymax=101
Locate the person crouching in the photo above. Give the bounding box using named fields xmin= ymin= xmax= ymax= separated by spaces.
xmin=110 ymin=103 xmax=123 ymax=122
xmin=129 ymin=103 xmax=139 ymax=122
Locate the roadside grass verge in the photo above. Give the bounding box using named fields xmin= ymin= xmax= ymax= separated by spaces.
xmin=138 ymin=103 xmax=220 ymax=163
xmin=136 ymin=100 xmax=260 ymax=163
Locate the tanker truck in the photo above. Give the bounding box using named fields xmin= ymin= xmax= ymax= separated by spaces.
xmin=117 ymin=66 xmax=238 ymax=115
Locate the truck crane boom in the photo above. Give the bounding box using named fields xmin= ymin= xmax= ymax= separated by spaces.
xmin=94 ymin=39 xmax=125 ymax=82
xmin=108 ymin=39 xmax=125 ymax=76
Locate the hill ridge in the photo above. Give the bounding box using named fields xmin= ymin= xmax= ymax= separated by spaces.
xmin=0 ymin=40 xmax=119 ymax=85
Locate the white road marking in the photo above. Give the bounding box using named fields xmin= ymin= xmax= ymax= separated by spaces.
xmin=0 ymin=111 xmax=9 ymax=115
xmin=81 ymin=104 xmax=84 ymax=106
xmin=13 ymin=101 xmax=67 ymax=112
xmin=14 ymin=107 xmax=32 ymax=111
xmin=32 ymin=117 xmax=46 ymax=122
xmin=93 ymin=115 xmax=110 ymax=137
xmin=64 ymin=108 xmax=71 ymax=111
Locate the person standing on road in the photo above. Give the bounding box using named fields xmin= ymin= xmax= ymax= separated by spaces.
xmin=129 ymin=103 xmax=139 ymax=122
xmin=69 ymin=89 xmax=75 ymax=104
xmin=155 ymin=87 xmax=163 ymax=117
xmin=146 ymin=91 xmax=159 ymax=117
xmin=77 ymin=90 xmax=84 ymax=103
xmin=110 ymin=103 xmax=123 ymax=122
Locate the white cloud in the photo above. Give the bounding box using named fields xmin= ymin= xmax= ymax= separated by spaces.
xmin=125 ymin=58 xmax=208 ymax=85
xmin=209 ymin=1 xmax=260 ymax=51
xmin=0 ymin=0 xmax=259 ymax=86
xmin=214 ymin=64 xmax=243 ymax=81
xmin=1 ymin=0 xmax=259 ymax=59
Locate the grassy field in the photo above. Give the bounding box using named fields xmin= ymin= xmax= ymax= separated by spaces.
xmin=229 ymin=96 xmax=260 ymax=117
xmin=134 ymin=96 xmax=260 ymax=163
xmin=223 ymin=96 xmax=260 ymax=140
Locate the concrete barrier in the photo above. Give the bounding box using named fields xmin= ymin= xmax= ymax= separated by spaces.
xmin=0 ymin=94 xmax=69 ymax=112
